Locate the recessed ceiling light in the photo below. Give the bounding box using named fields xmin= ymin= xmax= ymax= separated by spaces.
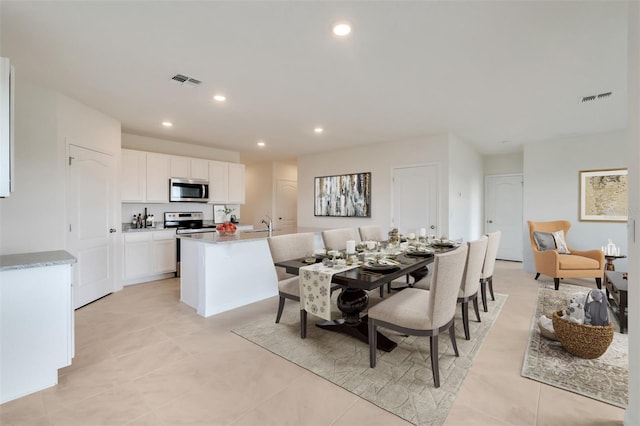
xmin=162 ymin=121 xmax=173 ymax=127
xmin=332 ymin=22 xmax=351 ymax=37
xmin=213 ymin=94 xmax=226 ymax=102
xmin=257 ymin=141 xmax=266 ymax=147
xmin=314 ymin=127 xmax=324 ymax=134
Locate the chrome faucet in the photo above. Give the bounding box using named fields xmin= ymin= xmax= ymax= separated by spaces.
xmin=261 ymin=216 xmax=273 ymax=237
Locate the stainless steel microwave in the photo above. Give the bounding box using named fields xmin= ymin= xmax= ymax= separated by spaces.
xmin=169 ymin=178 xmax=209 ymax=202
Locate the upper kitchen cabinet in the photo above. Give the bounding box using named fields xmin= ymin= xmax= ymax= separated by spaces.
xmin=170 ymin=156 xmax=208 ymax=180
xmin=121 ymin=149 xmax=146 ymax=202
xmin=208 ymin=161 xmax=245 ymax=204
xmin=121 ymin=149 xmax=169 ymax=203
xmin=145 ymin=153 xmax=170 ymax=202
xmin=208 ymin=161 xmax=229 ymax=203
xmin=228 ymin=163 xmax=246 ymax=204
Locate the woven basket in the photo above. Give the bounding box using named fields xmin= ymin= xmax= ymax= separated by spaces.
xmin=552 ymin=310 xmax=614 ymax=359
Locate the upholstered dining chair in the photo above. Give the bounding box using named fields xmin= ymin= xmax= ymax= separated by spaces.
xmin=458 ymin=236 xmax=488 ymax=339
xmin=367 ymin=244 xmax=468 ymax=388
xmin=359 ymin=225 xmax=412 ymax=293
xmin=321 ymin=227 xmax=357 ymax=251
xmin=358 ymin=225 xmax=384 ymax=242
xmin=322 ymin=227 xmax=385 ymax=297
xmin=267 ymin=232 xmax=315 ymax=336
xmin=412 ymin=237 xmax=487 ymax=340
xmin=527 ymin=220 xmax=604 ymax=291
xmin=480 ymin=231 xmax=501 ymax=312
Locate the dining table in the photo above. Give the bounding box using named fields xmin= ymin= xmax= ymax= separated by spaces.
xmin=275 ymin=245 xmax=458 ymax=352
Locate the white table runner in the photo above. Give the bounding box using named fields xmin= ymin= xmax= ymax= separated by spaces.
xmin=299 ymin=263 xmax=358 ymax=321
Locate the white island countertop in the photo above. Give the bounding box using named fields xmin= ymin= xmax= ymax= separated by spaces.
xmin=0 ymin=250 xmax=77 ymax=272
xmin=176 ymin=227 xmax=325 ymax=244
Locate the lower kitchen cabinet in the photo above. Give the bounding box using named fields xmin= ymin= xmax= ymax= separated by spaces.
xmin=153 ymin=231 xmax=177 ymax=274
xmin=124 ymin=230 xmax=176 ymax=284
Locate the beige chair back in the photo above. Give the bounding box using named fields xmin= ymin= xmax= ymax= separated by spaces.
xmin=428 ymin=244 xmax=468 ymax=329
xmin=481 ymin=231 xmax=501 ymax=279
xmin=358 ymin=225 xmax=384 ymax=242
xmin=321 ymin=228 xmax=356 ymax=251
xmin=268 ymin=233 xmax=315 ymax=281
xmin=461 ymin=236 xmax=488 ymax=297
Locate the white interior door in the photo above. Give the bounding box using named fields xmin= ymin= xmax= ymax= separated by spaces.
xmin=391 ymin=164 xmax=438 ymax=235
xmin=275 ymin=179 xmax=297 ymax=230
xmin=67 ymin=144 xmax=115 ymax=308
xmin=485 ymin=174 xmax=523 ymax=261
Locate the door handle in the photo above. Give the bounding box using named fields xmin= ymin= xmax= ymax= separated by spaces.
xmin=487 ymin=220 xmax=493 ymax=224
xmin=430 ymin=225 xmax=435 ymax=229
xmin=109 ymin=228 xmax=117 ymax=233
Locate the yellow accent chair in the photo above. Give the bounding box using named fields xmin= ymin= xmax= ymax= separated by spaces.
xmin=527 ymin=220 xmax=604 ymax=291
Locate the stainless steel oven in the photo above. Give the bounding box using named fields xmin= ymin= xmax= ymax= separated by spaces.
xmin=164 ymin=212 xmax=217 ymax=276
xmin=169 ymin=178 xmax=209 ymax=202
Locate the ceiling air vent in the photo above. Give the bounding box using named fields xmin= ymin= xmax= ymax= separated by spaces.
xmin=580 ymin=91 xmax=613 ymax=103
xmin=170 ymin=74 xmax=202 ymax=87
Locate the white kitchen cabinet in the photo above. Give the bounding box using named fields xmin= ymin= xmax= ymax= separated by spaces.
xmin=152 ymin=230 xmax=177 ymax=274
xmin=208 ymin=160 xmax=229 ymax=203
xmin=146 ymin=153 xmax=170 ymax=203
xmin=228 ymin=163 xmax=246 ymax=204
xmin=190 ymin=158 xmax=209 ymax=180
xmin=208 ymin=160 xmax=245 ymax=204
xmin=124 ymin=232 xmax=152 ymax=279
xmin=171 ymin=156 xmax=209 ymax=181
xmin=170 ymin=156 xmax=190 ymax=179
xmin=124 ymin=230 xmax=176 ymax=284
xmin=121 ymin=149 xmax=146 ymax=202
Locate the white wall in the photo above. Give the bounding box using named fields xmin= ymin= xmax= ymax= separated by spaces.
xmin=448 ymin=134 xmax=484 ymax=241
xmin=522 ymin=130 xmax=628 ymax=272
xmin=122 ymin=133 xmax=239 ymax=163
xmin=243 ymin=160 xmax=298 ymax=229
xmin=0 ymin=79 xmax=121 ymax=256
xmin=484 ymin=152 xmax=523 ymax=175
xmin=244 ymin=161 xmax=274 ymax=229
xmin=297 ymin=134 xmax=450 ymax=235
xmin=0 ymin=82 xmax=61 ymax=254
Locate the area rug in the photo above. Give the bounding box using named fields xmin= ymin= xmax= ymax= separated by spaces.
xmin=521 ymin=282 xmax=628 ymax=408
xmin=232 ymin=292 xmax=507 ymax=426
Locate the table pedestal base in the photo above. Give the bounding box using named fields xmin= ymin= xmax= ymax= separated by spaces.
xmin=316 ymin=317 xmax=398 ymax=352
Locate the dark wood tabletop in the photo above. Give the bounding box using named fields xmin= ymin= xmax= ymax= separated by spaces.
xmin=275 ymin=252 xmax=436 ymax=291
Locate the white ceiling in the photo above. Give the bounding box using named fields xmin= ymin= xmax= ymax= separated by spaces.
xmin=0 ymin=1 xmax=629 ymax=164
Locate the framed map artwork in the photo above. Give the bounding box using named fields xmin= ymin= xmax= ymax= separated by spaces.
xmin=579 ymin=168 xmax=628 ymax=222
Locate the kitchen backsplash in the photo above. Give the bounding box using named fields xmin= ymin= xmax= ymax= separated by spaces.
xmin=121 ymin=203 xmax=240 ymax=226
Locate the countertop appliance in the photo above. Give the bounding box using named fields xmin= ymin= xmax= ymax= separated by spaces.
xmin=169 ymin=178 xmax=209 ymax=203
xmin=164 ymin=211 xmax=217 ymax=276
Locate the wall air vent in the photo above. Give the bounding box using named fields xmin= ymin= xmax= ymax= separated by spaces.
xmin=580 ymin=91 xmax=613 ymax=103
xmin=170 ymin=74 xmax=202 ymax=87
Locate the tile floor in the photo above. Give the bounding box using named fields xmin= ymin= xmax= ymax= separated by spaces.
xmin=0 ymin=261 xmax=626 ymax=425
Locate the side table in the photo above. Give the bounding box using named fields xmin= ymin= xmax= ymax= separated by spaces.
xmin=605 ymin=254 xmax=627 ymax=271
xmin=604 ymin=271 xmax=628 ymax=333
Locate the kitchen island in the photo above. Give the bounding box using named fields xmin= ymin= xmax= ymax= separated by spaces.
xmin=177 ymin=228 xmax=323 ymax=317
